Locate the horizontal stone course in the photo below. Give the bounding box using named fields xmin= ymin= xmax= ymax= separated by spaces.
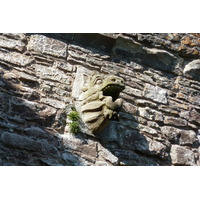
xmin=27 ymin=35 xmax=67 ymax=58
xmin=0 ymin=36 xmax=25 ymax=51
xmin=143 ymin=83 xmax=168 ymax=104
xmin=0 ymin=51 xmax=34 ymax=66
xmin=170 ymin=145 xmax=195 ymax=166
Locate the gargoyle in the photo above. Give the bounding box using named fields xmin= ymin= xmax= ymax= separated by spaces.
xmin=72 ymin=69 xmax=125 ymax=137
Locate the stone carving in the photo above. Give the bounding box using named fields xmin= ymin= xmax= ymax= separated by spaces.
xmin=72 ymin=67 xmax=125 ymax=136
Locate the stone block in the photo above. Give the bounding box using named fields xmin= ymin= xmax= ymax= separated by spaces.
xmin=53 ymin=61 xmax=74 ymax=72
xmin=3 ymin=33 xmax=26 ymax=41
xmin=10 ymin=96 xmax=56 ymax=122
xmin=113 ymin=149 xmax=159 ymax=166
xmin=170 ymin=145 xmax=195 ymax=165
xmin=164 ymin=116 xmax=187 ymax=127
xmin=139 ymin=107 xmax=163 ymax=121
xmin=183 ymin=59 xmax=200 ymax=80
xmin=35 ymin=64 xmax=72 ymax=85
xmin=0 ymin=51 xmax=34 ymax=66
xmin=41 ymin=97 xmax=65 ymax=109
xmin=179 ymin=130 xmax=197 ymax=145
xmin=189 ymin=96 xmax=200 ymax=106
xmin=0 ymin=132 xmax=58 ymax=155
xmin=0 ymin=36 xmax=25 ymax=51
xmin=147 ymin=138 xmax=169 ymax=159
xmin=17 ymin=71 xmax=38 ymax=82
xmin=143 ymin=83 xmax=168 ymax=104
xmin=124 ymin=86 xmax=142 ymax=97
xmin=161 ymin=126 xmax=197 ymax=145
xmin=122 ymin=102 xmax=138 ymax=115
xmin=138 ymin=124 xmax=158 ymax=136
xmin=113 ymin=36 xmax=182 ymax=73
xmin=62 ymin=152 xmax=82 ymax=166
xmin=161 ymin=126 xmax=181 ymax=143
xmin=27 ymin=35 xmax=67 ymax=58
xmin=117 ymin=126 xmax=149 ymax=153
xmin=189 ymin=109 xmax=200 ymax=125
xmin=117 ymin=126 xmax=168 ymax=159
xmin=97 ymin=143 xmax=118 ymax=165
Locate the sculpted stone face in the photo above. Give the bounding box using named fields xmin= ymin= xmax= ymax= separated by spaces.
xmin=73 ymin=72 xmax=125 ymax=136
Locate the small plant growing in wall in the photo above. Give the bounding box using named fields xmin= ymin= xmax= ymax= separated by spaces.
xmin=67 ymin=107 xmax=80 ymax=134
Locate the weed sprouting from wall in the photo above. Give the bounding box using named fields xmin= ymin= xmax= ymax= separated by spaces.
xmin=67 ymin=107 xmax=80 ymax=134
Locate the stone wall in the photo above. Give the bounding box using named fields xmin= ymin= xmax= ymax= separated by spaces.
xmin=0 ymin=33 xmax=199 ymax=166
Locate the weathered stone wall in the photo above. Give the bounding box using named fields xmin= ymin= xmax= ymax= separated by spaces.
xmin=0 ymin=33 xmax=199 ymax=166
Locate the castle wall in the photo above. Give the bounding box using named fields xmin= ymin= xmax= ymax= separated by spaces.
xmin=0 ymin=33 xmax=199 ymax=166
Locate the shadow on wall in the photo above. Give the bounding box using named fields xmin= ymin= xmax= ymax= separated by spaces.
xmin=0 ymin=33 xmax=177 ymax=166
xmin=38 ymin=33 xmax=184 ymax=75
xmin=0 ymin=67 xmax=85 ymax=166
xmin=0 ymin=71 xmax=171 ymax=166
xmin=98 ymin=109 xmax=172 ymax=166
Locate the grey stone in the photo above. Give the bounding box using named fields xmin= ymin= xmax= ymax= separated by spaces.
xmin=183 ymin=59 xmax=200 ymax=80
xmin=138 ymin=124 xmax=158 ymax=136
xmin=0 ymin=51 xmax=34 ymax=66
xmin=24 ymin=126 xmax=53 ymax=140
xmin=94 ymin=161 xmax=112 ymax=166
xmin=113 ymin=149 xmax=159 ymax=166
xmin=41 ymin=97 xmax=65 ymax=109
xmin=17 ymin=71 xmax=38 ymax=82
xmin=147 ymin=121 xmax=160 ymax=129
xmin=142 ymin=47 xmax=183 ymax=73
xmin=35 ymin=64 xmax=72 ymax=85
xmin=122 ymin=102 xmax=138 ymax=115
xmin=62 ymin=152 xmax=80 ymax=165
xmin=161 ymin=126 xmax=197 ymax=145
xmin=0 ymin=132 xmax=58 ymax=155
xmin=117 ymin=126 xmax=148 ymax=153
xmin=53 ymin=61 xmax=74 ymax=72
xmin=164 ymin=116 xmax=187 ymax=127
xmin=189 ymin=96 xmax=200 ymax=106
xmin=113 ymin=36 xmax=182 ymax=73
xmin=3 ymin=33 xmax=26 ymax=40
xmin=179 ymin=130 xmax=197 ymax=145
xmin=100 ymin=121 xmax=118 ymax=142
xmin=147 ymin=138 xmax=169 ymax=159
xmin=10 ymin=96 xmax=57 ymax=122
xmin=2 ymin=72 xmax=19 ymax=83
xmin=124 ymin=86 xmax=142 ymax=97
xmin=97 ymin=143 xmax=118 ymax=165
xmin=136 ymin=99 xmax=157 ymax=108
xmin=170 ymin=145 xmax=195 ymax=166
xmin=189 ymin=109 xmax=200 ymax=125
xmin=0 ymin=36 xmax=25 ymax=51
xmin=0 ymin=33 xmax=200 ymax=166
xmin=161 ymin=126 xmax=181 ymax=143
xmin=62 ymin=133 xmax=118 ymax=165
xmin=139 ymin=107 xmax=163 ymax=121
xmin=143 ymin=83 xmax=168 ymax=104
xmin=27 ymin=35 xmax=67 ymax=58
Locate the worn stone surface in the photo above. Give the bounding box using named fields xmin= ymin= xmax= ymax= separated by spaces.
xmin=164 ymin=116 xmax=187 ymax=127
xmin=0 ymin=33 xmax=200 ymax=166
xmin=179 ymin=130 xmax=197 ymax=145
xmin=139 ymin=107 xmax=163 ymax=121
xmin=161 ymin=126 xmax=197 ymax=145
xmin=0 ymin=51 xmax=34 ymax=66
xmin=143 ymin=84 xmax=168 ymax=104
xmin=72 ymin=67 xmax=125 ymax=136
xmin=27 ymin=35 xmax=67 ymax=58
xmin=170 ymin=145 xmax=195 ymax=166
xmin=0 ymin=36 xmax=25 ymax=51
xmin=183 ymin=59 xmax=200 ymax=80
